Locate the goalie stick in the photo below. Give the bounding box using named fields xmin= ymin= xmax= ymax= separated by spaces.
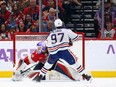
xmin=20 ymin=63 xmax=38 ymax=75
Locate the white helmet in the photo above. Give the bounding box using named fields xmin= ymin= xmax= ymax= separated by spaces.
xmin=54 ymin=19 xmax=63 ymax=27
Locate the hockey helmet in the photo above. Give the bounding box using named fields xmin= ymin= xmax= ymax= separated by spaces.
xmin=36 ymin=41 xmax=46 ymax=52
xmin=54 ymin=19 xmax=63 ymax=28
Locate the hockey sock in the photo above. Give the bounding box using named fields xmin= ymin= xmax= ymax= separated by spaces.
xmin=71 ymin=62 xmax=85 ymax=75
xmin=40 ymin=67 xmax=48 ymax=76
xmin=40 ymin=62 xmax=53 ymax=76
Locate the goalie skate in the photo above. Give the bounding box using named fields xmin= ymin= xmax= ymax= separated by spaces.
xmin=82 ymin=73 xmax=92 ymax=82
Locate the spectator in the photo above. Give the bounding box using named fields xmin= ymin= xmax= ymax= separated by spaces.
xmin=0 ymin=1 xmax=11 ymax=25
xmin=94 ymin=0 xmax=116 ymax=28
xmin=24 ymin=14 xmax=37 ymax=32
xmin=94 ymin=0 xmax=116 ymax=35
xmin=36 ymin=0 xmax=45 ymax=8
xmin=17 ymin=0 xmax=30 ymax=11
xmin=0 ymin=0 xmax=14 ymax=11
xmin=42 ymin=8 xmax=57 ymax=32
xmin=23 ymin=0 xmax=39 ymax=21
xmin=44 ymin=8 xmax=57 ymax=22
xmin=43 ymin=0 xmax=55 ymax=10
xmin=58 ymin=0 xmax=64 ymax=12
xmin=42 ymin=8 xmax=49 ymax=23
xmin=11 ymin=2 xmax=23 ymax=23
xmin=42 ymin=20 xmax=54 ymax=32
xmin=17 ymin=21 xmax=26 ymax=32
xmin=98 ymin=19 xmax=116 ymax=39
xmin=5 ymin=14 xmax=18 ymax=32
xmin=5 ymin=2 xmax=23 ymax=27
xmin=0 ymin=24 xmax=10 ymax=40
xmin=43 ymin=0 xmax=65 ymax=23
xmin=8 ymin=0 xmax=30 ymax=12
xmin=43 ymin=0 xmax=48 ymax=7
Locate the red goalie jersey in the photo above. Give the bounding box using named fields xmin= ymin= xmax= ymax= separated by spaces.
xmin=24 ymin=50 xmax=47 ymax=65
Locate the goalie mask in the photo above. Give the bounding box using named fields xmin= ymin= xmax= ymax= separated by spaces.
xmin=37 ymin=41 xmax=46 ymax=53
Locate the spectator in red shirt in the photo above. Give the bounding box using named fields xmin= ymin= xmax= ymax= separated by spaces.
xmin=36 ymin=0 xmax=46 ymax=8
xmin=0 ymin=1 xmax=11 ymax=25
xmin=23 ymin=0 xmax=39 ymax=21
xmin=5 ymin=2 xmax=23 ymax=26
xmin=42 ymin=0 xmax=65 ymax=23
xmin=11 ymin=2 xmax=23 ymax=23
xmin=98 ymin=19 xmax=116 ymax=39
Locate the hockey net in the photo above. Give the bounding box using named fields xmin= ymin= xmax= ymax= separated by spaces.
xmin=14 ymin=32 xmax=85 ymax=80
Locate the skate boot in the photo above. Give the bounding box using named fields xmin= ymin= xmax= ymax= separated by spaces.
xmin=32 ymin=73 xmax=44 ymax=82
xmin=82 ymin=74 xmax=92 ymax=81
xmin=36 ymin=74 xmax=43 ymax=82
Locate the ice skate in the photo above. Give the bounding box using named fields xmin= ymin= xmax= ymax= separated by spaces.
xmin=35 ymin=74 xmax=43 ymax=82
xmin=82 ymin=74 xmax=92 ymax=82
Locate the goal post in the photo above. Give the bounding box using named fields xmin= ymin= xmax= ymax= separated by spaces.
xmin=13 ymin=32 xmax=85 ymax=80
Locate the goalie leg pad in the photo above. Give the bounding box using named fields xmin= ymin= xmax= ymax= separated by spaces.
xmin=12 ymin=73 xmax=23 ymax=81
xmin=56 ymin=60 xmax=82 ymax=81
xmin=14 ymin=59 xmax=27 ymax=73
xmin=12 ymin=59 xmax=27 ymax=81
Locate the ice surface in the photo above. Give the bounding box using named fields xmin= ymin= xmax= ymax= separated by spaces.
xmin=0 ymin=78 xmax=116 ymax=87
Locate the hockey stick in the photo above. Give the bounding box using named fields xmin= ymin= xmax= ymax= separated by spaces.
xmin=21 ymin=63 xmax=38 ymax=75
xmin=7 ymin=56 xmax=38 ymax=75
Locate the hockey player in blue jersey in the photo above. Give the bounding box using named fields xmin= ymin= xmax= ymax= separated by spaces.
xmin=33 ymin=19 xmax=92 ymax=82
